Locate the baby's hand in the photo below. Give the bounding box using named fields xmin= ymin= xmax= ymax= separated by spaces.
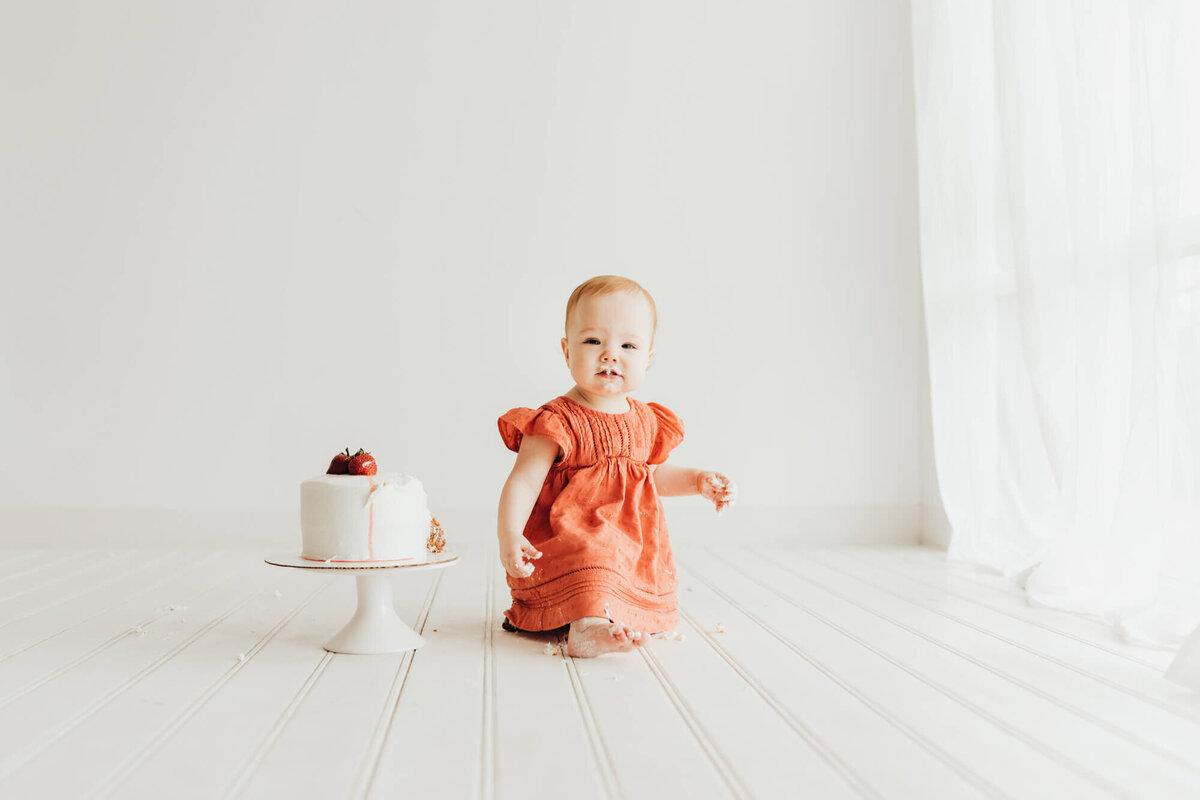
xmin=499 ymin=535 xmax=542 ymax=579
xmin=697 ymin=471 xmax=737 ymax=515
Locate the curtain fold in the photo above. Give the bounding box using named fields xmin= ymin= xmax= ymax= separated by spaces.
xmin=911 ymin=0 xmax=1200 ymax=684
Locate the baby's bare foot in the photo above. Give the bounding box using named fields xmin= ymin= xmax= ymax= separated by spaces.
xmin=567 ymin=617 xmax=648 ymax=658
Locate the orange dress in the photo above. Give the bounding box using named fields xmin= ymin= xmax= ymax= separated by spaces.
xmin=497 ymin=395 xmax=685 ymax=633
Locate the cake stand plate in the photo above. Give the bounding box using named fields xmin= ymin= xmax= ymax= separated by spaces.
xmin=264 ymin=551 xmax=458 ymax=654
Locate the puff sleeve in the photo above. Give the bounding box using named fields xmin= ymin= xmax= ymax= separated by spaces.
xmin=498 ymin=406 xmax=573 ymax=463
xmin=646 ymin=402 xmax=685 ymax=465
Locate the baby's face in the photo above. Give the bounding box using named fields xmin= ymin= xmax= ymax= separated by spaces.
xmin=561 ymin=292 xmax=655 ymax=398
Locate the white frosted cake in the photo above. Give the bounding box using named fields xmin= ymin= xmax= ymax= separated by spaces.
xmin=300 ymin=472 xmax=431 ymax=562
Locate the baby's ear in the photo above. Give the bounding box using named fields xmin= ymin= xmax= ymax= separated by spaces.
xmin=560 ymin=337 xmax=569 ymax=361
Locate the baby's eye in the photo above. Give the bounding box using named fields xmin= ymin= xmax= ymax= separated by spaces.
xmin=622 ymin=344 xmax=637 ymax=349
xmin=584 ymin=338 xmax=600 ymax=345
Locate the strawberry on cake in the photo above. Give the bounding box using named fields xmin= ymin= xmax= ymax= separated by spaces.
xmin=300 ymin=448 xmax=444 ymax=563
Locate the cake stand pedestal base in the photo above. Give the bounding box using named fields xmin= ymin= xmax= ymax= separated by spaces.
xmin=264 ymin=551 xmax=459 ymax=655
xmin=324 ymin=571 xmax=425 ymax=654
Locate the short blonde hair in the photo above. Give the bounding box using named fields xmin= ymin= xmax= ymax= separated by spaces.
xmin=564 ymin=275 xmax=658 ymax=341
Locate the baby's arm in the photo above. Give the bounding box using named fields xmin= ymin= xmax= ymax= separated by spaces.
xmin=497 ymin=435 xmax=558 ymax=577
xmin=651 ymin=463 xmax=737 ymax=514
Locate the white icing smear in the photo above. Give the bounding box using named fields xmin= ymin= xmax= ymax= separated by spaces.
xmin=364 ymin=479 xmax=399 ymax=508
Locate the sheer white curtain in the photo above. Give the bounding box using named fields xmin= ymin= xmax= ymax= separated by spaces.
xmin=911 ymin=0 xmax=1200 ymax=687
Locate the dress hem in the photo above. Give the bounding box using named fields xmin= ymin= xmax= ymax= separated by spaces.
xmin=504 ymin=592 xmax=678 ymax=634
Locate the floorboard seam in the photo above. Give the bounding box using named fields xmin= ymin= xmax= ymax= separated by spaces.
xmin=799 ymin=549 xmax=1200 ymax=727
xmin=640 ymin=627 xmax=757 ymax=799
xmin=0 ymin=551 xmax=178 ymax=633
xmin=0 ymin=572 xmax=304 ymax=785
xmin=222 ymin=649 xmax=336 ymax=799
xmin=0 ymin=551 xmax=142 ymax=605
xmin=562 ymin=639 xmax=624 ymax=799
xmin=96 ymin=574 xmax=337 ymax=798
xmin=479 ymin=563 xmax=497 ymax=800
xmin=0 ymin=551 xmax=236 ymax=709
xmin=675 ymin=602 xmax=886 ymax=800
xmin=756 ymin=550 xmax=1200 ymax=773
xmin=680 ymin=558 xmax=1001 ymax=800
xmin=356 ymin=572 xmax=443 ymax=798
xmin=712 ymin=551 xmax=1133 ymax=799
xmin=0 ymin=550 xmax=225 ymax=664
xmin=825 ymin=548 xmax=1168 ymax=671
xmin=0 ymin=551 xmax=94 ymax=593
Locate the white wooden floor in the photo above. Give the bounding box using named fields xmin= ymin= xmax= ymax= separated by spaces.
xmin=2 ymin=543 xmax=1199 ymax=800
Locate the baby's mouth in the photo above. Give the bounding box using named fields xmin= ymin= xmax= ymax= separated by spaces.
xmin=596 ymin=368 xmax=623 ymax=378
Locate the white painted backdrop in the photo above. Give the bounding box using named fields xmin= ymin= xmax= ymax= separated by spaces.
xmin=0 ymin=1 xmax=934 ymax=546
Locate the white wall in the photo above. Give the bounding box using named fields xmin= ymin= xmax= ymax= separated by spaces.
xmin=1 ymin=1 xmax=924 ymax=542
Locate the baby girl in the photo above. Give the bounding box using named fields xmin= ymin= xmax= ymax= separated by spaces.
xmin=496 ymin=275 xmax=737 ymax=657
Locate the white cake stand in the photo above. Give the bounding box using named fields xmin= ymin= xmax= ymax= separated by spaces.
xmin=264 ymin=551 xmax=458 ymax=654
